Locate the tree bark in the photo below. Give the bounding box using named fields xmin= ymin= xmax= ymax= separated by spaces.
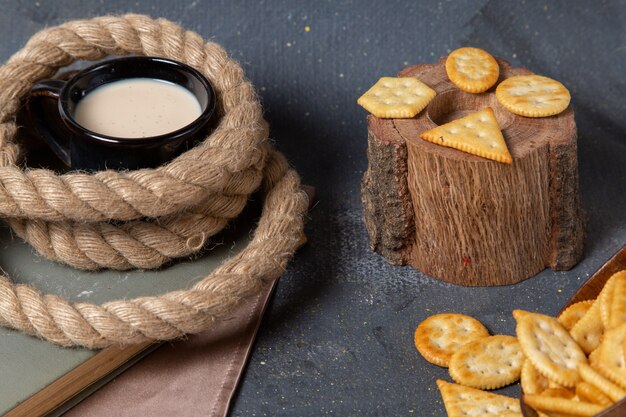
xmin=361 ymin=57 xmax=584 ymax=286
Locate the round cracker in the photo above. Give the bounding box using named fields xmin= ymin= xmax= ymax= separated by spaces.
xmin=445 ymin=47 xmax=499 ymax=93
xmin=576 ymin=381 xmax=613 ymax=407
xmin=496 ymin=75 xmax=570 ymax=117
xmin=557 ymin=300 xmax=593 ymax=331
xmin=588 ymin=346 xmax=601 ymax=368
xmin=597 ymin=322 xmax=626 ymax=389
xmin=569 ymin=299 xmax=603 ymax=354
xmin=579 ymin=362 xmax=626 ymax=402
xmin=524 ymin=394 xmax=605 ymax=417
xmin=598 ymin=272 xmax=619 ymax=329
xmin=521 ymin=359 xmax=549 ymax=394
xmin=608 ymin=271 xmax=626 ymax=329
xmin=514 ymin=310 xmax=587 ymax=387
xmin=448 ymin=335 xmax=523 ymax=390
xmin=414 ymin=313 xmax=489 ymax=367
xmin=539 ymin=387 xmax=575 ymax=399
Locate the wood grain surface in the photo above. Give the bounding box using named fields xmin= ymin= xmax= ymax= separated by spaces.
xmin=362 ymin=57 xmax=584 ymax=285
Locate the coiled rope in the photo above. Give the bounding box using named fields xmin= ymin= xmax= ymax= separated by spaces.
xmin=0 ymin=14 xmax=308 ymax=348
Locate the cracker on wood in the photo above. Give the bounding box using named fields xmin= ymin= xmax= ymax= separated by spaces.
xmin=414 ymin=313 xmax=489 ymax=367
xmin=539 ymin=387 xmax=575 ymax=399
xmin=569 ymin=299 xmax=604 ymax=354
xmin=419 ymin=107 xmax=512 ymax=164
xmin=576 ymin=381 xmax=614 ymax=407
xmin=608 ymin=271 xmax=626 ymax=329
xmin=449 ymin=335 xmax=523 ymax=390
xmin=578 ymin=362 xmax=626 ymax=403
xmin=599 ymin=271 xmax=620 ymax=329
xmin=557 ymin=300 xmax=594 ymax=331
xmin=597 ymin=323 xmax=626 ymax=390
xmin=514 ymin=310 xmax=587 ymax=387
xmin=436 ymin=379 xmax=522 ymax=417
xmin=588 ymin=346 xmax=601 ymax=368
xmin=521 ymin=360 xmax=550 ymax=395
xmin=357 ymin=76 xmax=436 ymax=118
xmin=523 ymin=394 xmax=605 ymax=417
xmin=445 ymin=47 xmax=499 ymax=93
xmin=496 ymin=75 xmax=570 ymax=117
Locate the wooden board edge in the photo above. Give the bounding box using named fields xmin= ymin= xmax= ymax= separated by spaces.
xmin=4 ymin=341 xmax=156 ymax=417
xmin=561 ymin=245 xmax=626 ymax=309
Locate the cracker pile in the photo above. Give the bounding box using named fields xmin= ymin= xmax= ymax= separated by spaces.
xmin=414 ymin=270 xmax=626 ymax=417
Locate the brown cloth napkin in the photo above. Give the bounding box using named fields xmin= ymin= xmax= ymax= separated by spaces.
xmin=65 ymin=280 xmax=276 ymax=417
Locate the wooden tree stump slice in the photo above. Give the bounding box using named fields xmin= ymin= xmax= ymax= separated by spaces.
xmin=361 ymin=57 xmax=584 ymax=286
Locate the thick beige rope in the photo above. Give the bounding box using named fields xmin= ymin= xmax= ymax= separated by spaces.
xmin=0 ymin=15 xmax=309 ymax=348
xmin=0 ymin=14 xmax=271 ymax=270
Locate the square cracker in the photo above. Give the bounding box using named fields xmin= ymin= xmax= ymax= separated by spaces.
xmin=420 ymin=107 xmax=512 ymax=164
xmin=357 ymin=76 xmax=436 ymax=118
xmin=436 ymin=379 xmax=522 ymax=417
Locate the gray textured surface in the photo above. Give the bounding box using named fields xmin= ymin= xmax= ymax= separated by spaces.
xmin=0 ymin=1 xmax=623 ymax=416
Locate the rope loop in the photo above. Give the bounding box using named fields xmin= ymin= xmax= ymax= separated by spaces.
xmin=0 ymin=15 xmax=308 ymax=348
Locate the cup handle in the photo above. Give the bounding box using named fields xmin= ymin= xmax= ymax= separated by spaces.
xmin=29 ymin=79 xmax=71 ymax=166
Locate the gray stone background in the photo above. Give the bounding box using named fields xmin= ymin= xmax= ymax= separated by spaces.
xmin=0 ymin=0 xmax=624 ymax=416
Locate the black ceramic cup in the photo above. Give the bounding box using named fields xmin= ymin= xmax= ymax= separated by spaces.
xmin=28 ymin=56 xmax=216 ymax=171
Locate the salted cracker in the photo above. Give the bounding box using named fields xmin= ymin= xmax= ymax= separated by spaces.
xmin=569 ymin=299 xmax=604 ymax=354
xmin=357 ymin=76 xmax=436 ymax=118
xmin=496 ymin=75 xmax=570 ymax=117
xmin=539 ymin=387 xmax=575 ymax=399
xmin=597 ymin=323 xmax=626 ymax=390
xmin=436 ymin=379 xmax=522 ymax=417
xmin=588 ymin=347 xmax=601 ymax=368
xmin=414 ymin=313 xmax=489 ymax=367
xmin=521 ymin=360 xmax=550 ymax=395
xmin=445 ymin=47 xmax=499 ymax=93
xmin=514 ymin=310 xmax=587 ymax=387
xmin=448 ymin=335 xmax=523 ymax=390
xmin=512 ymin=309 xmax=533 ymax=322
xmin=557 ymin=300 xmax=594 ymax=331
xmin=576 ymin=381 xmax=614 ymax=407
xmin=419 ymin=107 xmax=512 ymax=164
xmin=598 ymin=271 xmax=619 ymax=328
xmin=523 ymin=394 xmax=605 ymax=417
xmin=608 ymin=271 xmax=626 ymax=329
xmin=578 ymin=362 xmax=626 ymax=403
